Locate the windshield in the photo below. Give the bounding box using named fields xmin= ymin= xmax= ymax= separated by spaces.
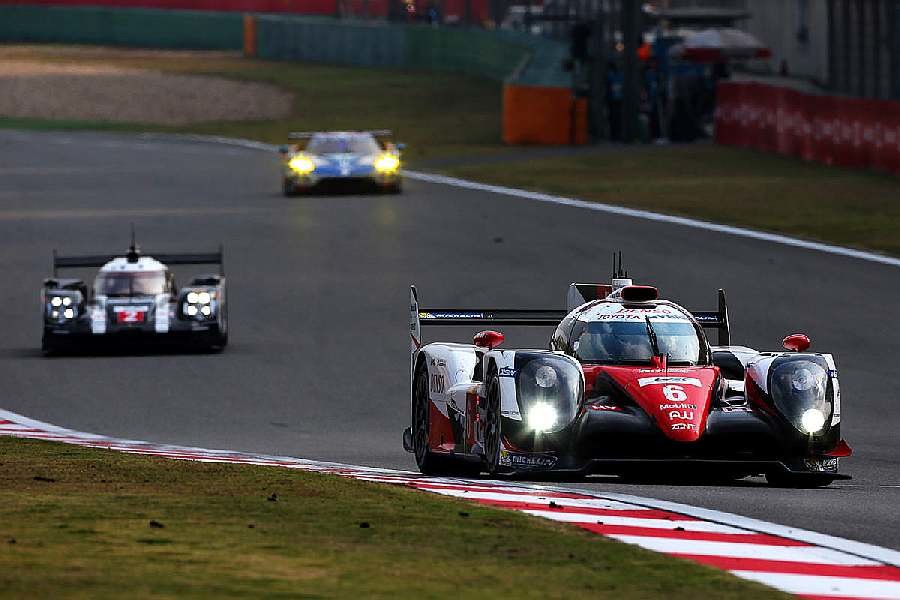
xmin=307 ymin=135 xmax=380 ymax=155
xmin=573 ymin=320 xmax=702 ymax=365
xmin=95 ymin=271 xmax=166 ymax=297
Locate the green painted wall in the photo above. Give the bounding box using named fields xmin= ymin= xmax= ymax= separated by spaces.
xmin=0 ymin=6 xmax=243 ymax=49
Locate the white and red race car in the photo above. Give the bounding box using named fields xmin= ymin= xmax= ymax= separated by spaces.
xmin=403 ymin=263 xmax=851 ymax=487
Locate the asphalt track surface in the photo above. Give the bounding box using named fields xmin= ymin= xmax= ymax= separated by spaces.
xmin=2 ymin=130 xmax=898 ymax=550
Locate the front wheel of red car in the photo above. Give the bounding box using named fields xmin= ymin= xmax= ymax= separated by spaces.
xmin=483 ymin=372 xmax=503 ymax=477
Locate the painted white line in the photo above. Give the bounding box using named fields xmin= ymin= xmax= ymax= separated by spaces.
xmin=610 ymin=535 xmax=878 ymax=566
xmin=731 ymin=571 xmax=900 ymax=599
xmin=402 ymin=171 xmax=900 ymax=268
xmin=410 ymin=488 xmax=650 ymax=509
xmin=522 ymin=510 xmax=749 ymax=533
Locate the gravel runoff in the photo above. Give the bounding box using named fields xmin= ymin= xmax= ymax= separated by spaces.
xmin=0 ymin=60 xmax=293 ymax=125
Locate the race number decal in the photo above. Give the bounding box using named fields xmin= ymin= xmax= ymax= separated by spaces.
xmin=663 ymin=385 xmax=688 ymax=402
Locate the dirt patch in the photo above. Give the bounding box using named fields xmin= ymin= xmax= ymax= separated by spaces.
xmin=0 ymin=58 xmax=293 ymax=125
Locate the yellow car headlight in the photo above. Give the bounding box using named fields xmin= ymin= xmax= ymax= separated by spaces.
xmin=374 ymin=154 xmax=400 ymax=174
xmin=288 ymin=155 xmax=316 ymax=175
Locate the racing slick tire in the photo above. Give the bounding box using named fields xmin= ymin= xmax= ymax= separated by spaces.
xmin=765 ymin=470 xmax=835 ymax=488
xmin=412 ymin=363 xmax=477 ymax=476
xmin=483 ymin=370 xmax=504 ymax=477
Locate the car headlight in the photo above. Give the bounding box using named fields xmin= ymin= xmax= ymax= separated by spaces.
xmin=289 ymin=156 xmax=315 ymax=175
xmin=770 ymin=357 xmax=832 ymax=436
xmin=50 ymin=296 xmax=63 ymax=307
xmin=183 ymin=289 xmax=215 ymax=319
xmin=526 ymin=403 xmax=559 ymax=432
xmin=374 ymin=154 xmax=400 ymax=173
xmin=800 ymin=408 xmax=826 ymax=434
xmin=514 ymin=354 xmax=583 ymax=434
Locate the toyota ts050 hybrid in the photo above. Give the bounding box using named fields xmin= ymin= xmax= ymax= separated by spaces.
xmin=279 ymin=130 xmax=403 ymax=196
xmin=403 ymin=262 xmax=851 ymax=487
xmin=41 ymin=238 xmax=227 ymax=354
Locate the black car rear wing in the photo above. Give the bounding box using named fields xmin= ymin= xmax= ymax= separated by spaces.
xmin=52 ymin=247 xmax=224 ymax=277
xmin=690 ymin=289 xmax=731 ymax=346
xmin=288 ymin=130 xmax=393 ymax=140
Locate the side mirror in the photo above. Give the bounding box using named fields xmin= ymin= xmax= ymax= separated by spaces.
xmin=396 ymin=142 xmax=406 ymax=152
xmin=278 ymin=145 xmax=289 ymax=155
xmin=474 ymin=330 xmax=504 ymax=350
xmin=783 ymin=333 xmax=811 ymax=352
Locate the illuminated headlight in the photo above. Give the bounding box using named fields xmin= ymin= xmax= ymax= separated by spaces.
xmin=62 ymin=297 xmax=72 ymax=307
xmin=800 ymin=408 xmax=826 ymax=434
xmin=374 ymin=154 xmax=400 ymax=173
xmin=187 ymin=292 xmax=199 ymax=304
xmin=63 ymin=308 xmax=75 ymax=319
xmin=527 ymin=403 xmax=558 ymax=433
xmin=197 ymin=291 xmax=211 ymax=305
xmin=289 ymin=156 xmax=316 ymax=175
xmin=200 ymin=305 xmax=212 ymax=316
xmin=50 ymin=296 xmax=63 ymax=307
xmin=186 ymin=305 xmax=199 ymax=316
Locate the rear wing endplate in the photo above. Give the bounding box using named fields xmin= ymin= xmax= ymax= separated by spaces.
xmin=52 ymin=247 xmax=224 ymax=277
xmin=690 ymin=289 xmax=731 ymax=346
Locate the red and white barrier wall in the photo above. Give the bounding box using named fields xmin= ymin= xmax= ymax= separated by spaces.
xmin=3 ymin=408 xmax=900 ymax=598
xmin=715 ymin=81 xmax=900 ymax=175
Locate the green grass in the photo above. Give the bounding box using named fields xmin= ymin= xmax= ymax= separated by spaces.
xmin=0 ymin=437 xmax=785 ymax=598
xmin=442 ymin=145 xmax=900 ymax=256
xmin=2 ymin=45 xmax=897 ymax=256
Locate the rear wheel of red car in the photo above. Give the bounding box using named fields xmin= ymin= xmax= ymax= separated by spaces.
xmin=412 ymin=365 xmax=446 ymax=475
xmin=483 ymin=371 xmax=503 ymax=476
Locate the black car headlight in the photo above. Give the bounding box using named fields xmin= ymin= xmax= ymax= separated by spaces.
xmin=514 ymin=354 xmax=583 ymax=434
xmin=769 ymin=356 xmax=833 ymax=435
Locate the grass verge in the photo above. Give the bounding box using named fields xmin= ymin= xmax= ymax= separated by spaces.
xmin=1 ymin=45 xmax=897 ymax=256
xmin=0 ymin=437 xmax=784 ymax=598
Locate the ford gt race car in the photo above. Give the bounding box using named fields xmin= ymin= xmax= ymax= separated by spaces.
xmin=279 ymin=130 xmax=403 ymax=196
xmin=403 ymin=260 xmax=851 ymax=487
xmin=41 ymin=238 xmax=227 ymax=354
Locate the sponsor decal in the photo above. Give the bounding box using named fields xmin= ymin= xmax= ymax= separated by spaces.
xmin=420 ymin=311 xmax=484 ymax=319
xmin=805 ymin=457 xmax=839 ymax=473
xmin=660 ymin=403 xmax=696 ymax=410
xmin=589 ymin=403 xmax=622 ymax=412
xmin=671 ymin=423 xmax=697 ymax=431
xmin=501 ymin=450 xmax=558 ymax=469
xmin=430 ymin=373 xmax=445 ymax=394
xmin=498 ymin=366 xmax=516 ymax=378
xmin=668 ymin=410 xmax=694 ymax=420
xmin=639 ymin=368 xmax=691 ymax=374
xmin=638 ymin=377 xmax=703 ymax=388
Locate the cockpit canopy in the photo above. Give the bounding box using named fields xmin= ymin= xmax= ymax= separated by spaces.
xmin=306 ymin=133 xmax=381 ymax=155
xmin=94 ymin=270 xmax=169 ymax=297
xmin=572 ymin=320 xmax=702 ymax=365
xmin=552 ymin=301 xmax=709 ymax=366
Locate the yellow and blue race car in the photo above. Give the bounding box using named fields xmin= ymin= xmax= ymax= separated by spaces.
xmin=279 ymin=130 xmax=403 ymax=196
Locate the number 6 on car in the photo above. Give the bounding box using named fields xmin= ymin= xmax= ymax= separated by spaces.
xmin=402 ymin=256 xmax=851 ymax=487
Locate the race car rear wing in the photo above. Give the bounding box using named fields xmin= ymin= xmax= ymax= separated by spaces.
xmin=287 ymin=130 xmax=394 ymax=140
xmin=52 ymin=247 xmax=225 ymax=277
xmin=690 ymin=289 xmax=731 ymax=346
